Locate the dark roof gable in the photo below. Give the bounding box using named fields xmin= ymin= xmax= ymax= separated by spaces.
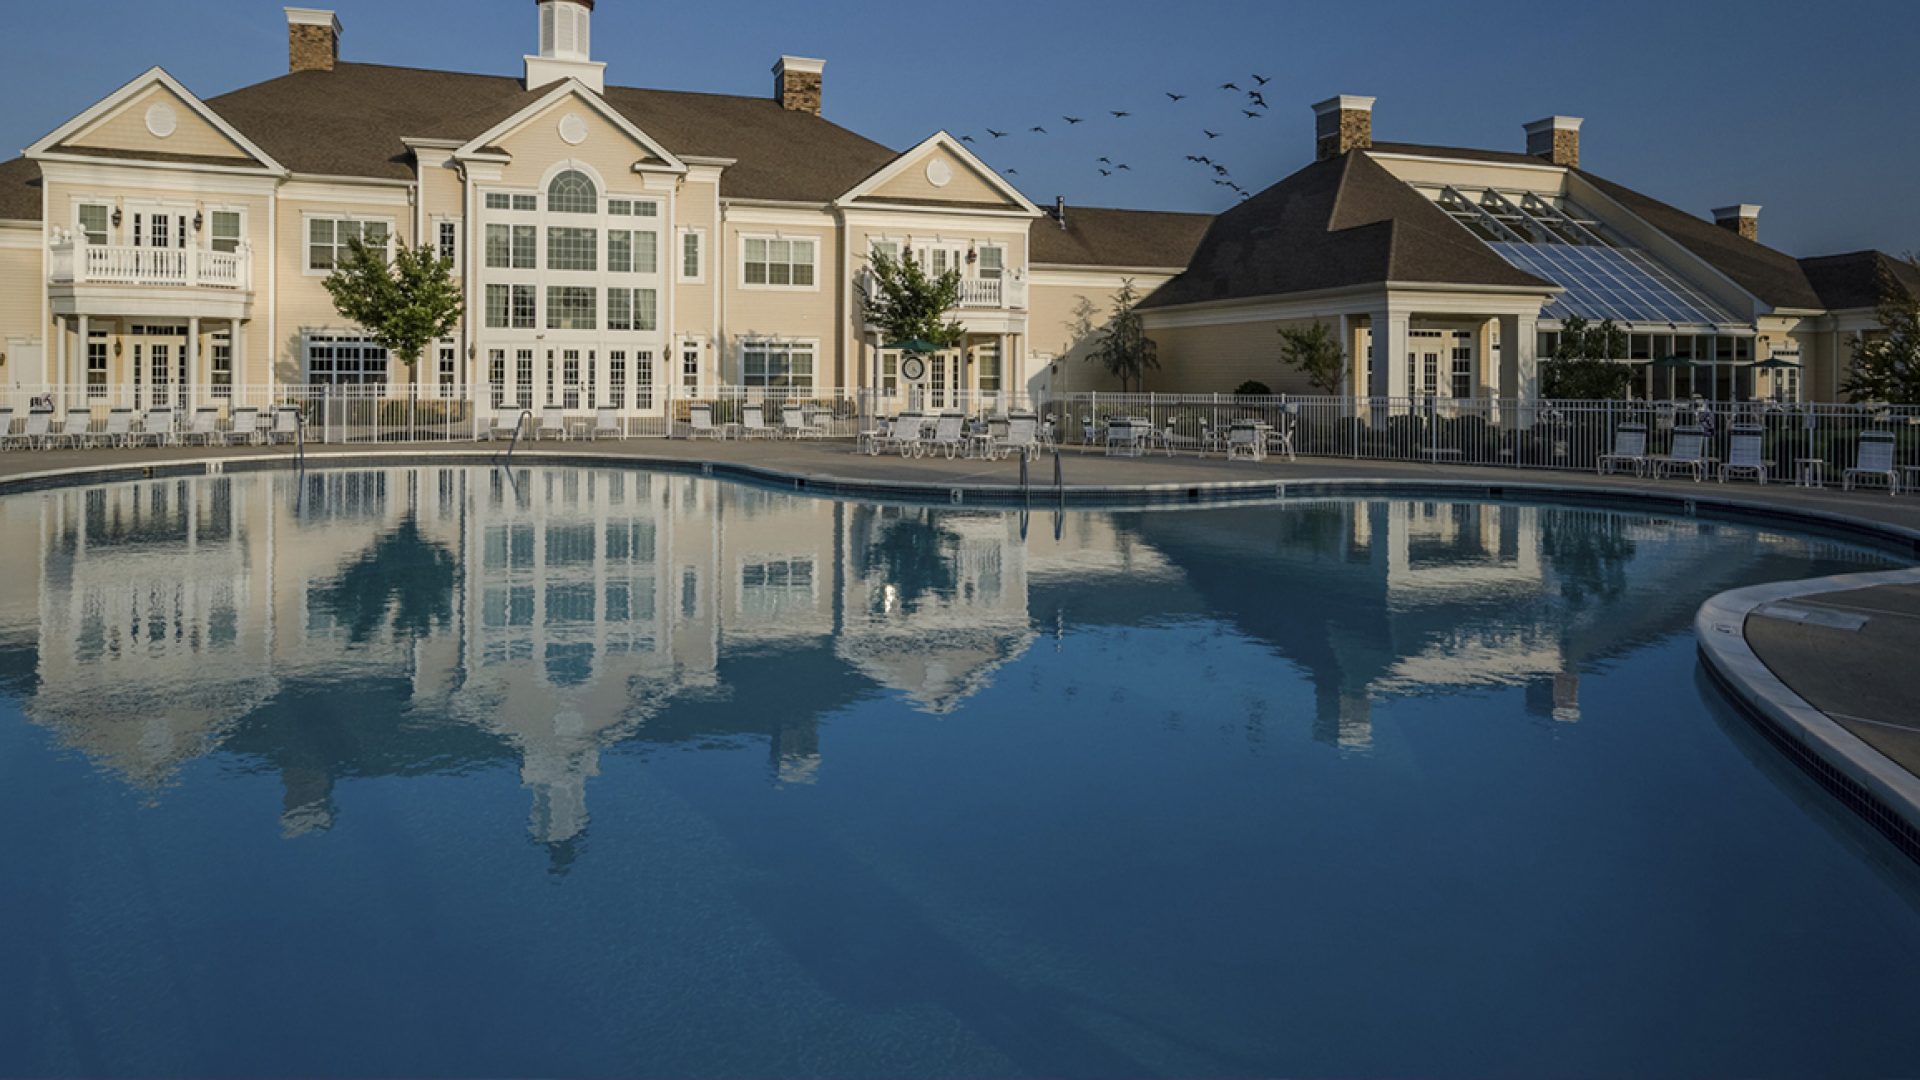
xmin=1032 ymin=205 xmax=1212 ymax=269
xmin=1799 ymin=250 xmax=1920 ymax=311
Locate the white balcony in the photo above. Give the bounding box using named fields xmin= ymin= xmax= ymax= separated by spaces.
xmin=49 ymin=239 xmax=251 ymax=290
xmin=862 ymin=270 xmax=1028 ymax=313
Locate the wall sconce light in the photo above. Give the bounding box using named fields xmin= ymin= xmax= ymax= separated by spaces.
xmin=0 ymin=353 xmax=7 ymax=367
xmin=111 ymin=208 xmax=122 ymax=228
xmin=467 ymin=344 xmax=476 ymax=360
xmin=193 ymin=211 xmax=204 ymax=233
xmin=114 ymin=340 xmax=123 ymax=357
xmin=966 ymin=246 xmax=978 ymax=265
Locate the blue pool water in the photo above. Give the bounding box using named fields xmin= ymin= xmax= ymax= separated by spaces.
xmin=1 ymin=466 xmax=1918 ymax=1078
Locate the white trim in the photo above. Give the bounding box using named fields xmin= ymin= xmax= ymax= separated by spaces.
xmin=1365 ymin=148 xmax=1567 ymax=177
xmin=834 ymin=131 xmax=1043 ymax=217
xmin=1523 ymin=115 xmax=1584 ymax=136
xmin=300 ymin=212 xmax=398 ymax=276
xmin=737 ymin=231 xmax=823 ymax=292
xmin=1312 ymin=95 xmax=1376 ymax=117
xmin=26 ymin=67 xmax=288 ymax=176
xmin=1031 ymin=264 xmax=1186 ymax=280
xmin=452 ymin=80 xmax=688 ymax=176
xmin=840 ymin=209 xmax=1034 ymax=233
xmin=677 ymin=226 xmax=707 ymax=284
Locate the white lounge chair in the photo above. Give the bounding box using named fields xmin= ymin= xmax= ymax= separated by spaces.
xmin=1227 ymin=420 xmax=1266 ymax=461
xmin=269 ymin=408 xmax=301 ymax=445
xmin=1000 ymin=413 xmax=1041 ymax=460
xmin=0 ymin=407 xmax=14 ymax=450
xmin=592 ymin=407 xmax=623 ymax=440
xmin=54 ymin=409 xmax=93 ymax=449
xmin=98 ymin=408 xmax=137 ymax=449
xmin=878 ymin=413 xmax=925 ymax=456
xmin=19 ymin=410 xmax=54 ymax=450
xmin=181 ymin=407 xmax=222 ymax=446
xmin=1267 ymin=409 xmax=1298 ymax=463
xmin=485 ymin=411 xmax=524 ymax=441
xmin=1719 ymin=425 xmax=1769 ymax=484
xmin=919 ymin=413 xmax=966 ymax=458
xmin=224 ymin=407 xmax=260 ymax=446
xmin=740 ymin=403 xmax=778 ymax=439
xmin=782 ymin=404 xmax=827 ymax=439
xmin=1843 ymin=430 xmax=1899 ymax=495
xmin=686 ymin=402 xmax=729 ymax=440
xmin=1597 ymin=422 xmax=1649 ymax=477
xmin=138 ymin=407 xmax=176 ymax=446
xmin=537 ymin=407 xmax=567 ymax=441
xmin=1655 ymin=427 xmax=1712 ymax=482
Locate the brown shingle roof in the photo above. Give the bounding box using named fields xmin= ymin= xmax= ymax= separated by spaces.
xmin=0 ymin=157 xmax=40 ymax=222
xmin=1139 ymin=151 xmax=1549 ymax=310
xmin=1031 ymin=205 xmax=1212 ymax=269
xmin=198 ymin=62 xmax=899 ymax=202
xmin=1799 ymin=250 xmax=1920 ymax=310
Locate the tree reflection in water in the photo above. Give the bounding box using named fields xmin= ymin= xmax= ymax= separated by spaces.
xmin=1540 ymin=509 xmax=1637 ymax=608
xmin=311 ymin=514 xmax=460 ymax=643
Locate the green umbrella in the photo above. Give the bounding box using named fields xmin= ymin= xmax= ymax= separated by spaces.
xmin=1650 ymin=356 xmax=1699 ymax=371
xmin=1751 ymin=357 xmax=1801 ymax=370
xmin=884 ymin=338 xmax=943 ymax=354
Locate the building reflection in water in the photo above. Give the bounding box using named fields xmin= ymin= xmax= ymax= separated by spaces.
xmin=0 ymin=467 xmax=1886 ymax=863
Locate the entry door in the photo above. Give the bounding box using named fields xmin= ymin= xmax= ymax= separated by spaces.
xmin=129 ymin=206 xmax=190 ymax=285
xmin=913 ymin=242 xmax=966 ymax=279
xmin=1407 ymin=331 xmax=1444 ymax=400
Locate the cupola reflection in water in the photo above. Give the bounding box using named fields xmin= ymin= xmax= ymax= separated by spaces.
xmin=1 ymin=466 xmax=1917 ymax=1078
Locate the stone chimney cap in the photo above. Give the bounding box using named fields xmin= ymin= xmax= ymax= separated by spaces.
xmin=1312 ymin=95 xmax=1376 ymax=117
xmin=1524 ymin=115 xmax=1584 ymax=135
xmin=284 ymin=7 xmax=341 ymax=32
xmin=538 ymin=0 xmax=595 ymax=8
xmin=1713 ymin=204 xmax=1762 ymax=221
xmin=774 ymin=56 xmax=826 ymax=76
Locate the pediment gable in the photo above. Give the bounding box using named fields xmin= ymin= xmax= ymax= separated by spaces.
xmin=29 ymin=68 xmax=283 ymax=173
xmin=454 ymin=82 xmax=685 ymax=175
xmin=839 ymin=134 xmax=1039 ymax=214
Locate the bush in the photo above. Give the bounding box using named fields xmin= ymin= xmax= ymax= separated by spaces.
xmin=1233 ymin=380 xmax=1273 ymax=397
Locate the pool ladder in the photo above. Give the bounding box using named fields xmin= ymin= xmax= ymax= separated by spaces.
xmin=493 ymin=409 xmax=535 ymax=469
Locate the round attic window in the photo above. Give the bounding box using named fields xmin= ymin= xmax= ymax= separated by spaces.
xmin=925 ymin=159 xmax=954 ymax=188
xmin=145 ymin=103 xmax=178 ymax=139
xmin=558 ymin=113 xmax=589 ymax=146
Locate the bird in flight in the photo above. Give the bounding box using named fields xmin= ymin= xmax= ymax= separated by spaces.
xmin=1213 ymin=164 xmax=1230 ymax=176
xmin=959 ymin=135 xmax=975 ymax=143
xmin=1116 ymin=164 xmax=1131 ymax=171
xmin=1213 ymin=178 xmax=1232 ymax=186
xmin=1064 ymin=116 xmax=1085 ymax=125
xmin=1098 ymin=156 xmax=1112 ymax=164
xmin=987 ymin=129 xmax=1008 ymax=138
xmin=1204 ymin=130 xmax=1221 ymax=139
xmin=1031 ymin=126 xmax=1048 ymax=134
xmin=1248 ymin=91 xmax=1267 ymax=109
xmin=1099 ymin=169 xmax=1112 ymax=177
xmin=1166 ymin=92 xmax=1186 ymax=102
xmin=1005 ymin=168 xmax=1019 ymax=175
xmin=1111 ymin=110 xmax=1131 ymax=118
xmin=1253 ymin=74 xmax=1271 ymax=86
xmin=1220 ymin=82 xmax=1240 ymax=91
xmin=1195 ymin=155 xmax=1213 ymax=165
xmin=1243 ymin=110 xmax=1262 ymax=119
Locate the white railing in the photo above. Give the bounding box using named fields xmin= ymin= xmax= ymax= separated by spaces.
xmin=47 ymin=240 xmax=251 ymax=291
xmin=860 ymin=271 xmax=1027 ymax=313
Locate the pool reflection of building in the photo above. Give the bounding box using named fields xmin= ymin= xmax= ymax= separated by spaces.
xmin=0 ymin=469 xmax=1883 ymax=858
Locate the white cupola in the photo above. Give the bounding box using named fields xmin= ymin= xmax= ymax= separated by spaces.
xmin=526 ymin=0 xmax=606 ymax=92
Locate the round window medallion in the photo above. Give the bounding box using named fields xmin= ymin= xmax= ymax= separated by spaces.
xmin=925 ymin=159 xmax=954 ymax=188
xmin=145 ymin=103 xmax=179 ymax=139
xmin=558 ymin=113 xmax=589 ymax=146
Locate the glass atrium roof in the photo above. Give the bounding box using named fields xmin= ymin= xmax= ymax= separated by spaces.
xmin=1434 ymin=187 xmax=1742 ymax=329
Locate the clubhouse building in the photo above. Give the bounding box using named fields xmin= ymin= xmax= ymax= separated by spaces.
xmin=0 ymin=0 xmax=1912 ymax=415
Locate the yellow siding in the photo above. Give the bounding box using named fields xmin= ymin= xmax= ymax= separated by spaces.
xmin=1027 ymin=275 xmax=1176 ymax=393
xmin=491 ymin=97 xmax=665 ymax=195
xmin=672 ymin=178 xmax=719 ymax=341
xmin=274 ymin=192 xmax=415 ymax=382
xmin=1147 ymin=318 xmax=1330 ymax=395
xmin=0 ymin=240 xmax=39 ymax=346
xmin=867 ymin=146 xmax=1020 ymax=209
xmin=720 ymin=217 xmax=840 ymax=384
xmin=66 ymin=85 xmax=253 ymax=162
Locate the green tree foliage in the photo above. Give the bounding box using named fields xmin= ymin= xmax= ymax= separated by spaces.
xmin=1840 ymin=257 xmax=1920 ymax=404
xmin=1233 ymin=380 xmax=1274 ymax=396
xmin=1540 ymin=315 xmax=1634 ymax=400
xmin=1275 ymin=321 xmax=1348 ymax=395
xmin=322 ymin=238 xmax=463 ymax=372
xmin=1086 ymin=280 xmax=1159 ymax=392
xmin=858 ymin=251 xmax=966 ymax=350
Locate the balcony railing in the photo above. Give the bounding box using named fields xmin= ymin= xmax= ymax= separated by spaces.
xmin=861 ymin=271 xmax=1027 ymax=313
xmin=48 ymin=237 xmax=251 ymax=291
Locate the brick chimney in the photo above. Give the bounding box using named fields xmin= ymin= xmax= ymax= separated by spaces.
xmin=1312 ymin=95 xmax=1374 ymax=161
xmin=774 ymin=57 xmax=825 ymax=115
xmin=1713 ymin=204 xmax=1761 ymax=243
xmin=1524 ymin=116 xmax=1582 ymax=168
xmin=285 ymin=8 xmax=341 ymax=74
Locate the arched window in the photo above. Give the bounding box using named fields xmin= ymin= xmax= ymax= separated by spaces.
xmin=547 ymin=170 xmax=598 ymax=214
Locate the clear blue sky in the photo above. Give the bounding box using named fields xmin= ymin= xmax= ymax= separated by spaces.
xmin=5 ymin=0 xmax=1916 ymax=257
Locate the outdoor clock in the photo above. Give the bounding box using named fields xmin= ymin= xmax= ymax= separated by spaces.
xmin=901 ymin=355 xmax=928 ymax=382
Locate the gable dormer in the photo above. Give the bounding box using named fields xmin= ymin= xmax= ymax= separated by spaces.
xmin=28 ymin=68 xmax=284 ymax=175
xmin=837 ymin=133 xmax=1041 ymax=215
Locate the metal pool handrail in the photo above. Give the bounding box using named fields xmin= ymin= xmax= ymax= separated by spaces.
xmin=494 ymin=409 xmax=534 ymax=468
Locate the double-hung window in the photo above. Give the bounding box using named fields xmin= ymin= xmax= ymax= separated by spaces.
xmin=77 ymin=204 xmax=111 ymax=245
xmin=307 ymin=218 xmax=390 ymax=272
xmin=547 ymin=227 xmax=597 ymax=271
xmin=680 ymin=229 xmax=705 ymax=282
xmin=86 ymin=329 xmax=108 ymax=398
xmin=743 ymin=236 xmax=816 ymax=287
xmin=437 ymin=219 xmax=460 ymax=268
xmin=742 ymin=341 xmax=815 ymax=393
xmin=977 ymin=245 xmax=1004 ymax=280
xmin=209 ymin=211 xmax=243 ymax=254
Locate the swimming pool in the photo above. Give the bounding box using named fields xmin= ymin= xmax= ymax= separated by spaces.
xmin=1 ymin=465 xmax=1917 ymax=1078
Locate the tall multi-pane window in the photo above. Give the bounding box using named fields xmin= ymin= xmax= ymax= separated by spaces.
xmin=632 ymin=231 xmax=657 ymax=274
xmin=680 ymin=230 xmax=704 ymax=281
xmin=307 ymin=218 xmax=390 ymax=271
xmin=682 ymin=343 xmax=700 ymax=393
xmin=743 ymin=237 xmax=816 ymax=287
xmin=515 ymin=349 xmax=535 ymax=407
xmin=742 ymin=341 xmax=815 ymax=393
xmin=438 ymin=220 xmax=459 ymax=265
xmin=976 ymin=342 xmax=1001 ymax=393
xmin=1451 ymin=332 xmax=1473 ymax=399
xmin=485 ymin=224 xmax=537 ymax=269
xmin=510 ymin=285 xmax=535 ymax=328
xmin=86 ymin=329 xmax=108 ymax=398
xmin=608 ymin=230 xmax=633 ymax=273
xmin=211 ymin=331 xmax=233 ymax=398
xmin=484 ymin=285 xmax=536 ymax=330
xmin=77 ymin=204 xmax=110 ymax=245
xmin=635 ymin=350 xmax=654 ymax=410
xmin=547 ymin=227 xmax=598 ymax=271
xmin=608 ymin=288 xmax=633 ymax=331
xmin=608 ymin=352 xmax=627 ymax=411
xmin=439 ymin=342 xmax=457 ymax=395
xmin=546 ymin=287 xmax=597 ymax=330
xmin=547 ymin=170 xmax=598 ymax=214
xmin=210 ymin=211 xmax=243 ymax=254
xmin=486 ymin=284 xmax=510 ymax=328
xmin=489 ymin=349 xmax=507 ymax=407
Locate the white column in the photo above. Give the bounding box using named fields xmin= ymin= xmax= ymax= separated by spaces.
xmin=232 ymin=319 xmax=246 ymax=404
xmin=1368 ymin=309 xmax=1409 ymax=399
xmin=1498 ymin=313 xmax=1539 ymax=403
xmin=76 ymin=315 xmax=89 ymax=406
xmin=187 ymin=315 xmax=201 ymax=408
xmin=55 ymin=316 xmax=68 ymax=408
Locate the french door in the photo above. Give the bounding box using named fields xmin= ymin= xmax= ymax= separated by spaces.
xmin=128 ymin=205 xmax=190 ymax=286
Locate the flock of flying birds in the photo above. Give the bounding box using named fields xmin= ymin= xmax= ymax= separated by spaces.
xmin=954 ymin=73 xmax=1279 ymax=202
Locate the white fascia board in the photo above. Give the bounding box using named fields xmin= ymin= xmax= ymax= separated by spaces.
xmin=835 ymin=131 xmax=1042 ymax=217
xmin=27 ymin=66 xmax=288 ymax=176
xmin=452 ymin=79 xmax=687 ymax=175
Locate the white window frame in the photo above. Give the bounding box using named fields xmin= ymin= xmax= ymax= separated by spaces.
xmin=739 ymin=338 xmax=820 ymax=393
xmin=433 ymin=215 xmax=462 ymax=273
xmin=678 ymin=227 xmax=706 ymax=284
xmin=74 ymin=200 xmax=113 ymax=246
xmin=301 ymin=331 xmax=392 ymax=386
xmin=204 ymin=205 xmax=247 ymax=255
xmin=303 ymin=214 xmax=396 ymax=276
xmin=739 ymin=233 xmax=821 ymax=292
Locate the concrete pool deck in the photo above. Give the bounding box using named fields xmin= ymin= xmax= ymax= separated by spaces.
xmin=4 ymin=436 xmax=1920 ymax=852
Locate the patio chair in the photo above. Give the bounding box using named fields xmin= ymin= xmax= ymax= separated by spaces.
xmin=181 ymin=406 xmax=223 ymax=446
xmin=138 ymin=407 xmax=177 ymax=446
xmin=1105 ymin=417 xmax=1144 ymax=457
xmin=1000 ymin=413 xmax=1040 ymax=461
xmin=268 ymin=408 xmax=301 ymax=446
xmin=537 ymin=406 xmax=567 ymax=441
xmin=1597 ymin=422 xmax=1649 ymax=477
xmin=782 ymin=404 xmax=827 ymax=439
xmin=857 ymin=412 xmax=892 ymax=455
xmin=98 ymin=408 xmax=137 ymax=449
xmin=223 ymin=407 xmax=261 ymax=446
xmin=740 ymin=403 xmax=778 ymax=439
xmin=1654 ymin=427 xmax=1712 ymax=482
xmin=882 ymin=412 xmax=927 ymax=457
xmin=592 ymin=407 xmax=623 ymax=440
xmin=1227 ymin=420 xmax=1266 ymax=462
xmin=0 ymin=407 xmax=14 ymax=450
xmin=1842 ymin=430 xmax=1900 ymax=495
xmin=485 ymin=411 xmax=525 ymax=441
xmin=686 ymin=402 xmax=729 ymax=440
xmin=922 ymin=413 xmax=967 ymax=459
xmin=1267 ymin=409 xmax=1298 ymax=463
xmin=54 ymin=409 xmax=94 ymax=449
xmin=19 ymin=410 xmax=54 ymax=450
xmin=1719 ymin=425 xmax=1769 ymax=485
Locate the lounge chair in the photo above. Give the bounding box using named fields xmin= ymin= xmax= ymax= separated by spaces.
xmin=1719 ymin=425 xmax=1769 ymax=484
xmin=141 ymin=407 xmax=177 ymax=446
xmin=0 ymin=407 xmax=14 ymax=450
xmin=485 ymin=411 xmax=523 ymax=441
xmin=1227 ymin=420 xmax=1266 ymax=461
xmin=98 ymin=408 xmax=137 ymax=449
xmin=782 ymin=404 xmax=827 ymax=439
xmin=1654 ymin=426 xmax=1712 ymax=482
xmin=19 ymin=410 xmax=54 ymax=450
xmin=592 ymin=407 xmax=623 ymax=440
xmin=223 ymin=407 xmax=260 ymax=446
xmin=1597 ymin=422 xmax=1649 ymax=477
xmin=879 ymin=412 xmax=926 ymax=456
xmin=740 ymin=404 xmax=778 ymax=439
xmin=54 ymin=409 xmax=93 ymax=448
xmin=1267 ymin=409 xmax=1298 ymax=463
xmin=181 ymin=406 xmax=223 ymax=446
xmin=1000 ymin=413 xmax=1040 ymax=461
xmin=537 ymin=407 xmax=567 ymax=441
xmin=1842 ymin=430 xmax=1899 ymax=495
xmin=269 ymin=408 xmax=301 ymax=446
xmin=919 ymin=413 xmax=966 ymax=458
xmin=686 ymin=402 xmax=729 ymax=440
